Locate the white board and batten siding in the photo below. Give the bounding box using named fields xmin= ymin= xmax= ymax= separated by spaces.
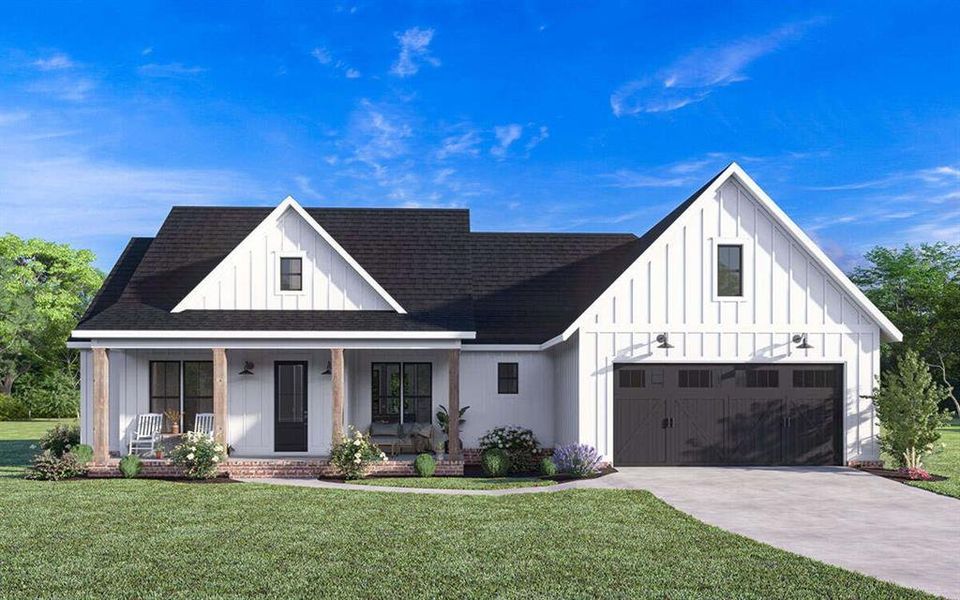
xmin=174 ymin=206 xmax=392 ymax=312
xmin=576 ymin=176 xmax=882 ymax=464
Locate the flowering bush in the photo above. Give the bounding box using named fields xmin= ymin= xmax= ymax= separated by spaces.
xmin=170 ymin=431 xmax=226 ymax=479
xmin=25 ymin=450 xmax=86 ymax=480
xmin=330 ymin=427 xmax=387 ymax=480
xmin=898 ymin=466 xmax=933 ymax=481
xmin=553 ymin=444 xmax=602 ymax=478
xmin=479 ymin=426 xmax=540 ymax=473
xmin=39 ymin=424 xmax=80 ymax=457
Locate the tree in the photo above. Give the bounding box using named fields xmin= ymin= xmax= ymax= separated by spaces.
xmin=0 ymin=234 xmax=102 ymax=407
xmin=873 ymin=350 xmax=952 ymax=469
xmin=851 ymin=243 xmax=960 ymax=416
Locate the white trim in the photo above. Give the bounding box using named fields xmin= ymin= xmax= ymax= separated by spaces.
xmin=711 ymin=237 xmax=749 ymax=303
xmin=274 ymin=250 xmax=307 ymax=297
xmin=82 ymin=339 xmax=463 ymax=350
xmin=558 ymin=163 xmax=903 ymax=343
xmin=461 ymin=344 xmax=543 ymax=352
xmin=72 ymin=329 xmax=475 ymax=340
xmin=172 ymin=196 xmax=407 ymax=314
xmin=67 ymin=341 xmax=92 ymax=349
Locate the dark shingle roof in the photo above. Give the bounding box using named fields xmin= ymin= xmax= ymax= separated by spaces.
xmin=76 ymin=168 xmax=724 ymax=342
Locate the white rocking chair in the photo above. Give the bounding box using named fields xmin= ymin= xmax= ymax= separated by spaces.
xmin=194 ymin=413 xmax=215 ymax=438
xmin=128 ymin=413 xmax=164 ymax=456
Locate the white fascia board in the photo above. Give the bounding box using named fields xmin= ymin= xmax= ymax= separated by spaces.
xmin=461 ymin=344 xmax=543 ymax=352
xmin=556 ymin=163 xmax=903 ymax=344
xmin=72 ymin=329 xmax=476 ymax=340
xmin=66 ymin=341 xmax=92 ymax=349
xmin=171 ymin=196 xmax=407 ymax=314
xmin=86 ymin=339 xmax=463 ymax=350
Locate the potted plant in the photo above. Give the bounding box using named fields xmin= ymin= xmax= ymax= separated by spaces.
xmin=164 ymin=408 xmax=181 ymax=435
xmin=436 ymin=404 xmax=469 ymax=453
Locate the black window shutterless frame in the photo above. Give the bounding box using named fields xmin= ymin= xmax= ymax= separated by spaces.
xmin=279 ymin=257 xmax=303 ymax=291
xmin=717 ymin=244 xmax=743 ymax=297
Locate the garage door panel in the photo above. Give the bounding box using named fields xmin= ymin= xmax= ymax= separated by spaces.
xmin=784 ymin=397 xmax=840 ymax=465
xmin=726 ymin=398 xmax=783 ymax=465
xmin=669 ymin=398 xmax=725 ymax=465
xmin=613 ymin=397 xmax=667 ymax=466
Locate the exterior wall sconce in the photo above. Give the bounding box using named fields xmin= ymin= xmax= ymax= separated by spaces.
xmin=792 ymin=334 xmax=813 ymax=350
xmin=656 ymin=333 xmax=674 ymax=349
xmin=321 ymin=361 xmax=332 ymax=375
xmin=238 ymin=361 xmax=255 ymax=376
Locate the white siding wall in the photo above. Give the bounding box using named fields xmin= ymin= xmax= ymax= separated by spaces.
xmin=176 ymin=207 xmax=391 ymax=311
xmin=577 ymin=177 xmax=881 ymax=463
xmin=460 ymin=351 xmax=555 ymax=447
xmin=550 ymin=333 xmax=579 ymax=446
xmin=80 ymin=348 xmax=333 ymax=455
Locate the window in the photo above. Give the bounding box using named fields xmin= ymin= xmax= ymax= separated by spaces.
xmin=279 ymin=257 xmax=302 ymax=291
xmin=498 ymin=362 xmax=519 ymax=394
xmin=150 ymin=360 xmax=214 ymax=433
xmin=371 ymin=362 xmax=432 ymax=424
xmin=678 ymin=369 xmax=712 ymax=388
xmin=793 ymin=369 xmax=836 ymax=388
xmin=150 ymin=361 xmax=180 ymax=433
xmin=744 ymin=369 xmax=779 ymax=388
xmin=717 ymin=244 xmax=743 ymax=297
xmin=619 ymin=369 xmax=646 ymax=388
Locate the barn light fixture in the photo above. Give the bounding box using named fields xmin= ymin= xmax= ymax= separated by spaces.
xmin=792 ymin=334 xmax=813 ymax=350
xmin=321 ymin=361 xmax=332 ymax=375
xmin=238 ymin=361 xmax=255 ymax=376
xmin=656 ymin=333 xmax=674 ymax=349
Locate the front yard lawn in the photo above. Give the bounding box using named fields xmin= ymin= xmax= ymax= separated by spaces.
xmin=0 ymin=418 xmax=75 ymax=478
xmin=909 ymin=422 xmax=960 ymax=499
xmin=0 ymin=421 xmax=932 ymax=599
xmin=351 ymin=476 xmax=555 ymax=490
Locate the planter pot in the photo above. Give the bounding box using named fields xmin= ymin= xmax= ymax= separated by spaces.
xmin=170 ymin=424 xmax=180 ymax=435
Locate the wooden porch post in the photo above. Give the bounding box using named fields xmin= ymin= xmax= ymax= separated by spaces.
xmin=448 ymin=348 xmax=461 ymax=460
xmin=212 ymin=348 xmax=228 ymax=444
xmin=92 ymin=347 xmax=110 ymax=465
xmin=331 ymin=348 xmax=345 ymax=444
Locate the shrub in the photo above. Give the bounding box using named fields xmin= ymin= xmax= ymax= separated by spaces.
xmin=119 ymin=454 xmax=142 ymax=478
xmin=70 ymin=444 xmax=93 ymax=465
xmin=481 ymin=448 xmax=510 ymax=477
xmin=170 ymin=431 xmax=227 ymax=479
xmin=540 ymin=457 xmax=558 ymax=477
xmin=25 ymin=450 xmax=85 ymax=481
xmin=873 ymin=350 xmax=952 ymax=469
xmin=553 ymin=444 xmax=602 ymax=478
xmin=414 ymin=453 xmax=436 ymax=477
xmin=39 ymin=423 xmax=80 ymax=457
xmin=898 ymin=466 xmax=932 ymax=481
xmin=479 ymin=426 xmax=540 ymax=474
xmin=330 ymin=427 xmax=388 ymax=480
xmin=0 ymin=394 xmax=29 ymax=421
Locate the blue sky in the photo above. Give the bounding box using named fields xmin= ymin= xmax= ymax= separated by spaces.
xmin=1 ymin=1 xmax=958 ymax=271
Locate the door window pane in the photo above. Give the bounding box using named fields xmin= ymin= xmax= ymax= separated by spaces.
xmin=371 ymin=363 xmax=401 ymax=423
xmin=183 ymin=361 xmax=213 ymax=432
xmin=277 ymin=363 xmax=305 ymax=423
xmin=149 ymin=361 xmax=180 ymax=432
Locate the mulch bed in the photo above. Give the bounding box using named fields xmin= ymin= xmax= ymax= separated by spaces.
xmin=857 ymin=467 xmax=947 ymax=483
xmin=154 ymin=475 xmax=242 ymax=484
xmin=316 ymin=465 xmax=617 ymax=485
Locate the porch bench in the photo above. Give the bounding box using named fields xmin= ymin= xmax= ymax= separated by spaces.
xmin=369 ymin=422 xmax=436 ymax=455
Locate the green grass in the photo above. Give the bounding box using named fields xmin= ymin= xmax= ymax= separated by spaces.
xmin=0 ymin=421 xmax=933 ymax=599
xmin=910 ymin=422 xmax=960 ymax=499
xmin=351 ymin=476 xmax=555 ymax=490
xmin=0 ymin=418 xmax=75 ymax=478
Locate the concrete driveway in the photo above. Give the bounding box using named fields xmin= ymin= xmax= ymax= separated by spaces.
xmin=591 ymin=467 xmax=958 ymax=599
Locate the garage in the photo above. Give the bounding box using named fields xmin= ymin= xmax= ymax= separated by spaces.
xmin=613 ymin=364 xmax=843 ymax=466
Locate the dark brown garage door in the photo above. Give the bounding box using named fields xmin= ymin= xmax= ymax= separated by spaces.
xmin=613 ymin=364 xmax=843 ymax=466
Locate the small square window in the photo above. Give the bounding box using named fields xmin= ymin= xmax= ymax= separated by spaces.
xmin=717 ymin=244 xmax=743 ymax=297
xmin=618 ymin=369 xmax=646 ymax=388
xmin=678 ymin=369 xmax=712 ymax=388
xmin=280 ymin=257 xmax=302 ymax=291
xmin=498 ymin=362 xmax=519 ymax=394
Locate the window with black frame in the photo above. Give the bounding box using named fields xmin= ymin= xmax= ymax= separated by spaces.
xmin=183 ymin=361 xmax=213 ymax=432
xmin=498 ymin=362 xmax=519 ymax=394
xmin=279 ymin=256 xmax=302 ymax=291
xmin=717 ymin=244 xmax=743 ymax=297
xmin=149 ymin=361 xmax=180 ymax=433
xmin=371 ymin=362 xmax=432 ymax=424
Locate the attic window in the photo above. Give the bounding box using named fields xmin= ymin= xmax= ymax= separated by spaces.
xmin=280 ymin=257 xmax=303 ymax=291
xmin=717 ymin=244 xmax=743 ymax=297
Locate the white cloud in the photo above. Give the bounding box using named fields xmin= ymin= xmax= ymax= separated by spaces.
xmin=525 ymin=126 xmax=549 ymax=151
xmin=33 ymin=53 xmax=75 ymax=71
xmin=390 ymin=27 xmax=439 ymax=77
xmin=611 ymin=20 xmax=817 ymax=116
xmin=602 ymin=169 xmax=691 ymax=189
xmin=138 ymin=63 xmax=207 ymax=78
xmin=311 ymin=47 xmax=333 ymax=65
xmin=293 ymin=175 xmax=324 ymax=200
xmin=28 ymin=77 xmax=96 ymax=102
xmin=311 ymin=47 xmax=360 ymax=79
xmin=491 ymin=124 xmax=523 ymax=157
xmin=345 ymin=68 xmax=361 ymax=79
xmin=141 ymin=47 xmax=153 ymax=56
xmin=436 ymin=129 xmax=481 ymax=160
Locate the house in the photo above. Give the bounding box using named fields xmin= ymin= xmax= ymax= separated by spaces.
xmin=70 ymin=162 xmax=902 ymax=474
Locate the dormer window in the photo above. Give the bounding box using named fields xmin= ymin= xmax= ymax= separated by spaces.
xmin=279 ymin=257 xmax=303 ymax=291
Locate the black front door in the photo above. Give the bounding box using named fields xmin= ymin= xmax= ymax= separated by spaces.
xmin=275 ymin=361 xmax=308 ymax=452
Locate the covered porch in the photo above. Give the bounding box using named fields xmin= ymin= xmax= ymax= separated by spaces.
xmin=78 ymin=336 xmax=466 ymax=475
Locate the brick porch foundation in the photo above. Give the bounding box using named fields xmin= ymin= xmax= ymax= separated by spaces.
xmin=88 ymin=457 xmax=465 ymax=479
